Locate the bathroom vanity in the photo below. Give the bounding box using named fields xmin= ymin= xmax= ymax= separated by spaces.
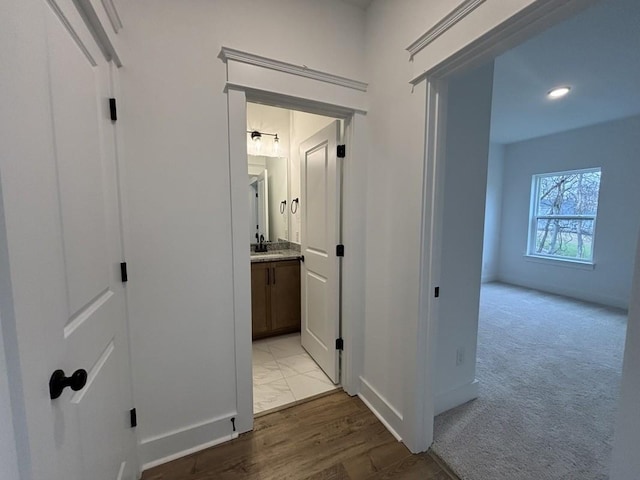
xmin=250 ymin=251 xmax=301 ymax=340
xmin=247 ymin=149 xmax=302 ymax=339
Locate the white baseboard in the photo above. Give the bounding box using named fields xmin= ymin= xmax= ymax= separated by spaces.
xmin=482 ymin=273 xmax=498 ymax=283
xmin=434 ymin=379 xmax=479 ymax=416
xmin=498 ymin=275 xmax=627 ymax=310
xmin=139 ymin=413 xmax=238 ymax=470
xmin=358 ymin=376 xmax=403 ymax=441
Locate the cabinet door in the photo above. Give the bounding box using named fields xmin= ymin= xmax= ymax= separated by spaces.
xmin=251 ymin=262 xmax=270 ymax=339
xmin=270 ymin=260 xmax=301 ymax=333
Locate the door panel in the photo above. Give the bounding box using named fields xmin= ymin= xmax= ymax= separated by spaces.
xmin=306 ymin=148 xmax=328 ymax=253
xmin=74 ymin=340 xmax=124 ymax=479
xmin=300 ymin=121 xmax=341 ymax=384
xmin=305 ymin=272 xmax=328 ymax=342
xmin=48 ymin=10 xmax=111 ymax=317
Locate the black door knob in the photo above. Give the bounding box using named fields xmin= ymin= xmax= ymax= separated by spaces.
xmin=49 ymin=369 xmax=88 ymax=400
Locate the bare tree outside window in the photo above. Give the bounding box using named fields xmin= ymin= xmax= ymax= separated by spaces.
xmin=529 ymin=168 xmax=601 ymax=261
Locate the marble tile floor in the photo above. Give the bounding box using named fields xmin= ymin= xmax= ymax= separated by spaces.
xmin=253 ymin=333 xmax=339 ymax=414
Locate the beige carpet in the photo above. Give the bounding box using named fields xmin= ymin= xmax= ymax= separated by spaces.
xmin=432 ymin=282 xmax=627 ymax=480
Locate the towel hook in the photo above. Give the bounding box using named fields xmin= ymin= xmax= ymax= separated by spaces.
xmin=290 ymin=198 xmax=299 ymax=214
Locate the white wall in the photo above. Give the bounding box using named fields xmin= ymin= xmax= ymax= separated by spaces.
xmin=435 ymin=63 xmax=494 ymax=412
xmin=358 ymin=1 xmax=433 ymax=440
xmin=116 ymin=0 xmax=365 ymax=466
xmin=611 ymin=235 xmax=640 ymax=479
xmin=498 ymin=115 xmax=640 ymax=309
xmin=289 ymin=111 xmax=335 ymax=245
xmin=481 ymin=143 xmax=505 ymax=282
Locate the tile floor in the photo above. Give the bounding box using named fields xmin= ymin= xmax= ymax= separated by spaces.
xmin=252 ymin=333 xmax=338 ymax=414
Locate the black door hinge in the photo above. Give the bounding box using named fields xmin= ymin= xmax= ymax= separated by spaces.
xmin=109 ymin=98 xmax=117 ymax=122
xmin=336 ymin=244 xmax=344 ymax=257
xmin=120 ymin=262 xmax=128 ymax=283
xmin=335 ymin=338 xmax=344 ymax=350
xmin=337 ymin=145 xmax=346 ymax=158
xmin=231 ymin=417 xmax=236 ymax=432
xmin=300 ymin=255 xmax=305 ymax=262
xmin=434 ymin=286 xmax=440 ymax=298
xmin=130 ymin=408 xmax=137 ymax=428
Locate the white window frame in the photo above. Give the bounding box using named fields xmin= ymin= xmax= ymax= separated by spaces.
xmin=527 ymin=167 xmax=601 ymax=265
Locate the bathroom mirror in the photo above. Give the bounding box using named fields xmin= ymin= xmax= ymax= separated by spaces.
xmin=248 ymin=155 xmax=288 ymax=244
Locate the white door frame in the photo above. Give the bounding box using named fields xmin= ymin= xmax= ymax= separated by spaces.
xmin=404 ymin=0 xmax=600 ymax=453
xmin=222 ymin=48 xmax=368 ymax=434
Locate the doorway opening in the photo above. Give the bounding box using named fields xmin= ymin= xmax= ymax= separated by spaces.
xmin=246 ymin=102 xmax=343 ymax=415
xmin=428 ymin=0 xmax=639 ymax=477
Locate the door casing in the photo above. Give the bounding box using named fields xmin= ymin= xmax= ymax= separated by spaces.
xmin=405 ymin=0 xmax=612 ymax=454
xmin=226 ymin=85 xmax=367 ymax=434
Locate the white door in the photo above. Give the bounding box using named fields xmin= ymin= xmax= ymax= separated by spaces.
xmin=300 ymin=121 xmax=342 ymax=384
xmin=0 ymin=3 xmax=137 ymax=480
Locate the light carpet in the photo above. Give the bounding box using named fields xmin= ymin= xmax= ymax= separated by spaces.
xmin=432 ymin=282 xmax=627 ymax=480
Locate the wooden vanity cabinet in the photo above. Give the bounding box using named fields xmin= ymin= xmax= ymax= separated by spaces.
xmin=251 ymin=259 xmax=301 ymax=340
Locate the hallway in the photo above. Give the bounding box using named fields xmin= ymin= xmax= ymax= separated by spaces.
xmin=142 ymin=392 xmax=458 ymax=480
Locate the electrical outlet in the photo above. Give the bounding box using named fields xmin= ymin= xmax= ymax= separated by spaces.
xmin=456 ymin=347 xmax=465 ymax=366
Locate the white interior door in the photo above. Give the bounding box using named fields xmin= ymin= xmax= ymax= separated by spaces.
xmin=0 ymin=3 xmax=137 ymax=479
xmin=300 ymin=121 xmax=342 ymax=384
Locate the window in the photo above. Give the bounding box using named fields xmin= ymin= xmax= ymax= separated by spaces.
xmin=528 ymin=168 xmax=601 ymax=262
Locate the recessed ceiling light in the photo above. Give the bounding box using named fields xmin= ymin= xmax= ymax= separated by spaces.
xmin=547 ymin=86 xmax=571 ymax=99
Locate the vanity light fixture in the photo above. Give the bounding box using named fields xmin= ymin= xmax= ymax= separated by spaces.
xmin=547 ymin=86 xmax=571 ymax=99
xmin=250 ymin=130 xmax=262 ymax=141
xmin=247 ymin=130 xmax=280 ymax=156
xmin=250 ymin=130 xmax=262 ymax=152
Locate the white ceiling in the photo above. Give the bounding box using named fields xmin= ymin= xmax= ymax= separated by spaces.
xmin=490 ymin=0 xmax=640 ymax=144
xmin=339 ymin=0 xmax=373 ymax=9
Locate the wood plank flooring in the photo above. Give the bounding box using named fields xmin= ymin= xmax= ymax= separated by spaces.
xmin=142 ymin=392 xmax=459 ymax=480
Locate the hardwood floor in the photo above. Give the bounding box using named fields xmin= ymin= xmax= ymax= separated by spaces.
xmin=142 ymin=392 xmax=459 ymax=480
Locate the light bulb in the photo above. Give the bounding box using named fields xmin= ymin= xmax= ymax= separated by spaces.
xmin=273 ymin=135 xmax=280 ymax=155
xmin=547 ymin=86 xmax=571 ymax=99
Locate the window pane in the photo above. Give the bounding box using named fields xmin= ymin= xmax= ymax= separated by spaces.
xmin=536 ymin=171 xmax=601 ymax=216
xmin=534 ymin=218 xmax=594 ymax=260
